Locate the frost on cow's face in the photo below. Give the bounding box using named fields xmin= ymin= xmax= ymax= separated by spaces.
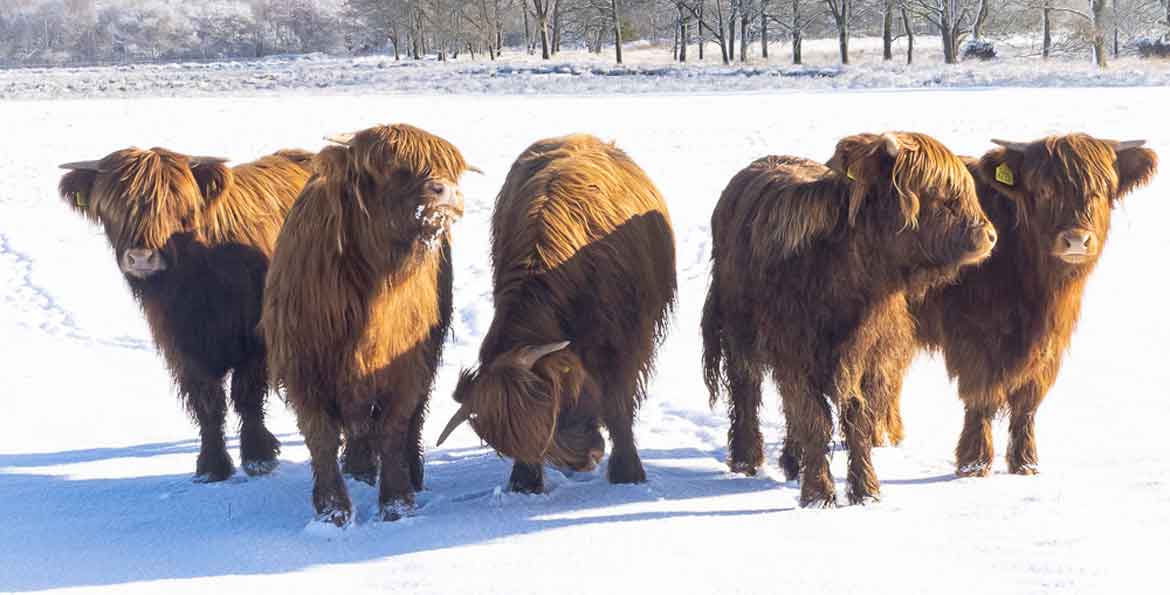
xmin=319 ymin=124 xmax=473 ymax=255
xmin=59 ymin=148 xmax=230 ymax=281
xmin=978 ymin=135 xmax=1158 ymax=270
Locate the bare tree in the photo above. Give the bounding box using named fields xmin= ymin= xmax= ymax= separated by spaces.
xmin=882 ymin=0 xmax=895 ymax=60
xmin=907 ymin=0 xmax=977 ymax=64
xmin=825 ymin=0 xmax=851 ymax=64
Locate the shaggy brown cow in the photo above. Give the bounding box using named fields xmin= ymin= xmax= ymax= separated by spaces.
xmin=875 ymin=134 xmax=1158 ymax=477
xmin=435 ymin=134 xmax=676 ymax=494
xmin=58 ymin=147 xmax=313 ymax=481
xmin=702 ymin=132 xmax=997 ymax=507
xmin=261 ymin=124 xmax=473 ymax=526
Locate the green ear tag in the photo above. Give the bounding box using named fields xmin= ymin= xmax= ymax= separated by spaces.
xmin=73 ymin=192 xmax=88 ymax=208
xmin=995 ymin=163 xmax=1015 ymax=186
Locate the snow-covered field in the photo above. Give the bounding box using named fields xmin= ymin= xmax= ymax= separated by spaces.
xmin=1 ymin=85 xmax=1168 ymax=594
xmin=3 ymin=37 xmax=1169 ymax=100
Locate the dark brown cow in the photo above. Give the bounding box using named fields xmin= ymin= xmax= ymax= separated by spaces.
xmin=702 ymin=132 xmax=997 ymax=507
xmin=58 ymin=147 xmax=313 ymax=481
xmin=876 ymin=134 xmax=1159 ymax=477
xmin=261 ymin=124 xmax=474 ymax=526
xmin=436 ymin=134 xmax=676 ymax=494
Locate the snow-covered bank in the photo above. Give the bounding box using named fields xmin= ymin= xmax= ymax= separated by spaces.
xmin=1 ymin=88 xmax=1168 ymax=594
xmin=3 ymin=39 xmax=1169 ymax=100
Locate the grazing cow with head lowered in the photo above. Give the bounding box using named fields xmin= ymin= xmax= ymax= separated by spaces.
xmin=262 ymin=124 xmax=473 ymax=526
xmin=436 ymin=134 xmax=676 ymax=494
xmin=875 ymin=134 xmax=1158 ymax=477
xmin=702 ymin=132 xmax=997 ymax=507
xmin=57 ymin=147 xmax=314 ymax=481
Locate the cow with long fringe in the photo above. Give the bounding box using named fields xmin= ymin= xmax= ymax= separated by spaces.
xmin=58 ymin=147 xmax=313 ymax=482
xmin=436 ymin=134 xmax=676 ymax=494
xmin=702 ymin=132 xmax=997 ymax=507
xmin=262 ymin=124 xmax=474 ymax=526
xmin=874 ymin=134 xmax=1159 ymax=477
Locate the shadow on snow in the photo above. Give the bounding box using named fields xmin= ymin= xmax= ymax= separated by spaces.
xmin=0 ymin=440 xmax=790 ymax=591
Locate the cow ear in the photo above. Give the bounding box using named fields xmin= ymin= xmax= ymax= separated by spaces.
xmin=977 ymin=147 xmax=1028 ymax=202
xmin=1115 ymin=145 xmax=1157 ymax=200
xmin=59 ymin=169 xmax=99 ymax=220
xmin=829 ymin=133 xmax=899 ymax=226
xmin=190 ymin=160 xmax=233 ymax=204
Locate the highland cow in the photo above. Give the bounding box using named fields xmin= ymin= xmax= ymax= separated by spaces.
xmin=702 ymin=132 xmax=997 ymax=507
xmin=261 ymin=124 xmax=474 ymax=526
xmin=436 ymin=134 xmax=676 ymax=494
xmin=875 ymin=134 xmax=1158 ymax=477
xmin=57 ymin=147 xmax=314 ymax=481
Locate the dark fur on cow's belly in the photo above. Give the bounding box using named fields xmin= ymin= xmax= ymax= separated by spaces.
xmin=134 ymin=240 xmax=269 ymax=377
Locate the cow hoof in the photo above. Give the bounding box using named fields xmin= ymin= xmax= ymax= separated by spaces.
xmin=608 ymin=460 xmax=647 ymax=484
xmin=313 ymin=507 xmax=353 ymax=529
xmin=957 ymin=461 xmax=991 ymax=478
xmin=194 ymin=451 xmax=234 ymax=483
xmin=1010 ymin=463 xmax=1039 ymax=476
xmin=508 ymin=480 xmax=544 ymax=495
xmin=800 ymin=495 xmax=838 ymax=509
xmin=241 ymin=426 xmax=281 ymax=464
xmin=242 ymin=458 xmax=279 ymax=477
xmin=193 ymin=468 xmax=234 ymax=483
xmin=848 ymin=493 xmax=881 ymax=506
xmin=378 ymin=501 xmax=414 ymax=522
xmin=728 ymin=461 xmax=759 ymax=476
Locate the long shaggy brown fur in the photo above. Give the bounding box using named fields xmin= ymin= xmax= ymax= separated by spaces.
xmin=878 ymin=133 xmax=1159 ymax=476
xmin=702 ymin=132 xmax=996 ymax=507
xmin=58 ymin=147 xmax=314 ymax=482
xmin=261 ymin=124 xmax=471 ymax=525
xmin=451 ymin=134 xmax=676 ymax=493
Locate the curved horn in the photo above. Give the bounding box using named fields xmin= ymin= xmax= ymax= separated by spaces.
xmin=466 ymin=165 xmax=485 ymax=175
xmin=435 ymin=402 xmax=473 ymax=447
xmin=188 ymin=156 xmax=229 ymax=166
xmin=1112 ymin=140 xmax=1146 ymax=152
xmin=514 ymin=341 xmax=571 ymax=370
xmin=58 ymin=160 xmax=102 ymax=171
xmin=324 ymin=132 xmax=356 ymax=147
xmin=991 ymin=139 xmax=1031 ymax=153
xmin=880 ymin=133 xmax=900 ymax=158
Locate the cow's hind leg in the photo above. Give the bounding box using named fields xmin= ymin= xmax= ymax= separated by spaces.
xmin=1007 ymin=383 xmax=1043 ymax=475
xmin=508 ymin=461 xmax=544 ymax=494
xmin=725 ymin=359 xmax=765 ymax=476
xmin=955 ymin=387 xmax=1001 ymax=477
xmin=841 ymin=394 xmax=879 ymax=504
xmin=781 ymin=374 xmax=836 ymax=507
xmin=183 ymin=372 xmax=234 ymax=482
xmin=405 ymin=398 xmax=427 ymax=491
xmin=376 ymin=409 xmax=416 ymax=522
xmin=300 ymin=410 xmax=351 ymax=527
xmin=340 ymin=434 xmax=379 ymax=486
xmin=230 ymin=354 xmax=280 ymax=476
xmin=779 ymin=398 xmax=803 ymax=482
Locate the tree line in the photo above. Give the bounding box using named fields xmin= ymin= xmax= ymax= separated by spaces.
xmin=2 ymin=0 xmax=1168 ymax=67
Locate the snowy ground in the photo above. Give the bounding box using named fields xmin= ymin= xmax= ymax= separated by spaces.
xmin=1 ymin=87 xmax=1168 ymax=594
xmin=3 ymin=37 xmax=1169 ymax=100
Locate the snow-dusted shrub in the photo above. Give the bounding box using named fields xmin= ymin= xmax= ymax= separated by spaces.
xmin=961 ymin=39 xmax=998 ymax=61
xmin=1134 ymin=36 xmax=1170 ymax=59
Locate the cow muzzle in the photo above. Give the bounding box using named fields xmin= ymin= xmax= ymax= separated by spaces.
xmin=961 ymin=221 xmax=997 ymax=265
xmin=120 ymin=249 xmax=167 ymax=279
xmin=1053 ymin=229 xmax=1097 ymax=264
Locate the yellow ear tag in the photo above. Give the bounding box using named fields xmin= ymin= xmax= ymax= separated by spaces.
xmin=561 ymin=366 xmax=572 ymax=374
xmin=846 ymin=167 xmax=856 ymax=181
xmin=995 ymin=163 xmax=1015 ymax=186
xmin=73 ymin=192 xmax=87 ymax=208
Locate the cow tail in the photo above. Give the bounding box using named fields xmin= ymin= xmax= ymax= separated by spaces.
xmin=701 ymin=275 xmax=725 ymax=409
